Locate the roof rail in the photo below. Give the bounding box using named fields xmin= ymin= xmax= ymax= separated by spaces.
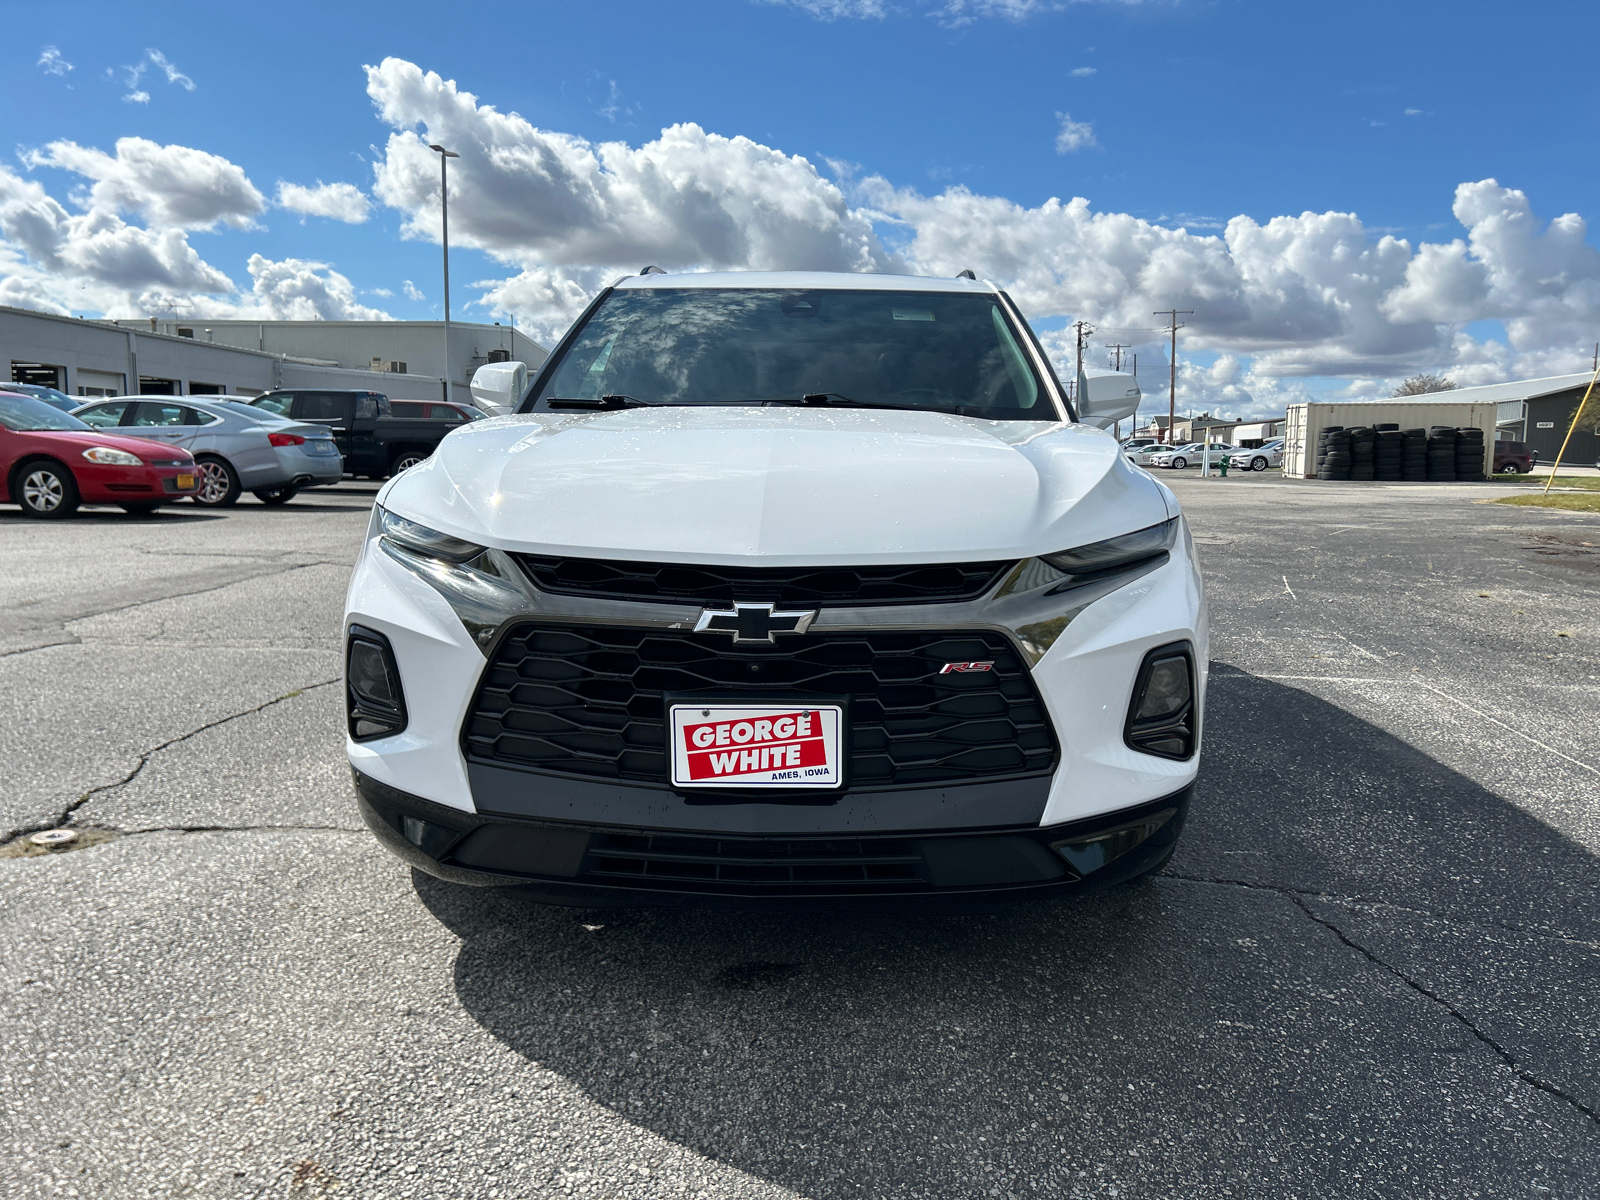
xmin=956 ymin=269 xmax=976 ymax=280
xmin=640 ymin=265 xmax=667 ymax=275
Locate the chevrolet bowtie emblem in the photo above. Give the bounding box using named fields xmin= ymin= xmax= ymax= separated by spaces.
xmin=693 ymin=602 xmax=818 ymax=644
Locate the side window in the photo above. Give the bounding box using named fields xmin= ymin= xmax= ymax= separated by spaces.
xmin=296 ymin=393 xmax=353 ymax=421
xmin=253 ymin=393 xmax=293 ymax=416
xmin=131 ymin=402 xmax=188 ymax=427
xmin=427 ymin=404 xmax=465 ymax=422
xmin=77 ymin=401 xmax=131 ymax=429
xmin=356 ymin=396 xmax=379 ymax=419
xmin=186 ymin=407 xmax=221 ymax=425
xmin=390 ymin=401 xmax=426 ymax=418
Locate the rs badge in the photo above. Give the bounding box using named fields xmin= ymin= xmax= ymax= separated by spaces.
xmin=940 ymin=661 xmax=995 ymax=674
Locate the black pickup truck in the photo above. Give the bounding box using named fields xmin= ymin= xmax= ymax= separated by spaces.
xmin=249 ymin=390 xmax=469 ymax=479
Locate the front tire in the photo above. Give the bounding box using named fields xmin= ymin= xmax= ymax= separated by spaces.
xmin=16 ymin=460 xmax=80 ymax=519
xmin=1170 ymin=457 xmax=1187 ymax=470
xmin=1251 ymin=456 xmax=1268 ymax=472
xmin=193 ymin=456 xmax=241 ymax=507
xmin=1498 ymin=462 xmax=1521 ymax=474
xmin=252 ymin=486 xmax=299 ymax=506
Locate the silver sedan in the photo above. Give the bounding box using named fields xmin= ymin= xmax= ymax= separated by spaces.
xmin=72 ymin=396 xmax=344 ymax=507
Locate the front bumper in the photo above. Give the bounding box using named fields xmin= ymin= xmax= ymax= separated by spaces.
xmin=77 ymin=463 xmax=200 ymax=503
xmin=355 ymin=768 xmax=1191 ymax=910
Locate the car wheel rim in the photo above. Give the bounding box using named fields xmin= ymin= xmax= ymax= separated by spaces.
xmin=394 ymin=456 xmax=424 ymax=472
xmin=196 ymin=462 xmax=229 ymax=504
xmin=23 ymin=470 xmax=63 ymax=511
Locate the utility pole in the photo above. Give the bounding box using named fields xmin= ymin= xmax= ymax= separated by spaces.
xmin=1154 ymin=309 xmax=1193 ymax=443
xmin=429 ymin=143 xmax=460 ymax=404
xmin=1072 ymin=319 xmax=1095 ymax=416
xmin=1107 ymin=342 xmax=1131 ymax=371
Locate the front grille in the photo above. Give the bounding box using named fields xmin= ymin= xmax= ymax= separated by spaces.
xmin=581 ymin=831 xmax=928 ymax=894
xmin=513 ymin=555 xmax=1011 ymax=607
xmin=464 ymin=625 xmax=1058 ymax=788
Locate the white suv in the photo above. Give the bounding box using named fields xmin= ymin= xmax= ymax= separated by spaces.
xmin=343 ymin=270 xmax=1207 ymax=908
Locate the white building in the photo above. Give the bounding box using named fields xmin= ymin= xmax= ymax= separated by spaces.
xmin=3 ymin=305 xmax=547 ymax=406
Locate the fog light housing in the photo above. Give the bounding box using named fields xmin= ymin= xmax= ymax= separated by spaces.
xmin=347 ymin=625 xmax=407 ymax=741
xmin=1052 ymin=807 xmax=1177 ymax=875
xmin=1124 ymin=641 xmax=1196 ymax=760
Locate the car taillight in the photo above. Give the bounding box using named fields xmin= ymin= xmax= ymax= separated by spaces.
xmin=268 ymin=433 xmax=306 ymax=447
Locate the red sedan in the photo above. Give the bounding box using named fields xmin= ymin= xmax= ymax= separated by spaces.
xmin=1 ymin=394 xmax=201 ymax=517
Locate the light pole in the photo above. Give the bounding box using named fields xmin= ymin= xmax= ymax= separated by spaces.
xmin=428 ymin=143 xmax=459 ymax=404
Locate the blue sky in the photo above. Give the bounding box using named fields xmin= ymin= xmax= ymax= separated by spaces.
xmin=5 ymin=0 xmax=1600 ymax=415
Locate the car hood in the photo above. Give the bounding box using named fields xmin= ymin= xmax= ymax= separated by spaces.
xmin=380 ymin=407 xmax=1172 ymax=565
xmin=26 ymin=429 xmax=193 ymax=462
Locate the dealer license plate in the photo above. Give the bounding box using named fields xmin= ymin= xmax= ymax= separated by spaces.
xmin=176 ymin=473 xmax=195 ymax=489
xmin=669 ymin=703 xmax=842 ymax=789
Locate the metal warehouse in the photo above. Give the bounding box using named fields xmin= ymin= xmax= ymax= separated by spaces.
xmin=3 ymin=306 xmax=546 ymax=405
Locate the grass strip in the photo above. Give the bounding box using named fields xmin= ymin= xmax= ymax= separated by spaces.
xmin=1494 ymin=493 xmax=1600 ymax=512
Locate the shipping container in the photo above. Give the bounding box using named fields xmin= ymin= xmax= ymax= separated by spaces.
xmin=1281 ymin=401 xmax=1500 ymax=480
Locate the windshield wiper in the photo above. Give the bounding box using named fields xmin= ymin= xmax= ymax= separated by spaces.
xmin=546 ymin=394 xmax=663 ymax=410
xmin=777 ymin=392 xmax=960 ymax=414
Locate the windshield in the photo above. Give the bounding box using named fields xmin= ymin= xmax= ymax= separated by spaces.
xmin=0 ymin=395 xmax=92 ymax=432
xmin=532 ymin=287 xmax=1058 ymax=420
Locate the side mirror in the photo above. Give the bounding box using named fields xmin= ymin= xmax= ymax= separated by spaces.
xmin=1076 ymin=369 xmax=1140 ymax=430
xmin=470 ymin=362 xmax=526 ymax=416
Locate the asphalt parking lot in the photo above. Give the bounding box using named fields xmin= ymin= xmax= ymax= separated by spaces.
xmin=3 ymin=476 xmax=1598 ymax=1199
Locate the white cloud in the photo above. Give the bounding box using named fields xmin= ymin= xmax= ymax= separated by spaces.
xmin=370 ymin=287 xmax=394 ymax=297
xmin=38 ymin=46 xmax=73 ymax=77
xmin=228 ymin=255 xmax=390 ymax=320
xmin=363 ymin=57 xmax=884 ymax=341
xmin=765 ymin=0 xmax=889 ymax=17
xmin=1054 ymin=112 xmax=1098 ymax=153
xmin=1071 ymin=66 xmax=1098 ymax=76
xmin=25 ymin=137 xmax=264 ymax=230
xmin=275 ymin=180 xmax=371 ymax=223
xmin=403 ymin=280 xmax=425 ymax=301
xmin=117 ymin=49 xmax=194 ymax=104
xmin=146 ymin=50 xmax=194 ymax=90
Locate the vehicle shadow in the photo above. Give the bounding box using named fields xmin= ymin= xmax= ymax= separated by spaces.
xmin=0 ymin=507 xmax=225 ymax=523
xmin=414 ymin=667 xmax=1600 ymax=1196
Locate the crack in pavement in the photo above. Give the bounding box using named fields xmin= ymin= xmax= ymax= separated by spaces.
xmin=1160 ymin=870 xmax=1600 ymax=1129
xmin=0 ymin=559 xmax=348 ymax=660
xmin=1 ymin=679 xmax=341 ymax=846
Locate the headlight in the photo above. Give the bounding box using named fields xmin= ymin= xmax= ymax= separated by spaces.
xmin=81 ymin=446 xmax=143 ymax=466
xmin=1040 ymin=517 xmax=1178 ymax=576
xmin=377 ymin=505 xmax=484 ymax=563
xmin=374 ymin=505 xmax=530 ymax=652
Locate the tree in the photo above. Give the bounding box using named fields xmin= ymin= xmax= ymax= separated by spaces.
xmin=1392 ymin=374 xmax=1458 ymax=397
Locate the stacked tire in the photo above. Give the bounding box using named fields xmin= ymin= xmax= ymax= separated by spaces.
xmin=1316 ymin=426 xmax=1343 ymax=475
xmin=1374 ymin=428 xmax=1403 ymax=481
xmin=1455 ymin=426 xmax=1487 ymax=481
xmin=1426 ymin=426 xmax=1456 ymax=481
xmin=1348 ymin=425 xmax=1376 ymax=481
xmin=1318 ymin=427 xmax=1351 ymax=480
xmin=1401 ymin=428 xmax=1428 ymax=480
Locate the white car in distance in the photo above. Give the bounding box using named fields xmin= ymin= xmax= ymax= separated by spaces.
xmin=1229 ymin=439 xmax=1283 ymax=472
xmin=1147 ymin=442 xmax=1238 ymax=470
xmin=1121 ymin=439 xmax=1166 ymax=467
xmin=344 ymin=269 xmax=1208 ymax=910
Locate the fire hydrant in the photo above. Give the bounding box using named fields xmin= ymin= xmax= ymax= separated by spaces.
xmin=1218 ymin=453 xmax=1230 ymax=478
